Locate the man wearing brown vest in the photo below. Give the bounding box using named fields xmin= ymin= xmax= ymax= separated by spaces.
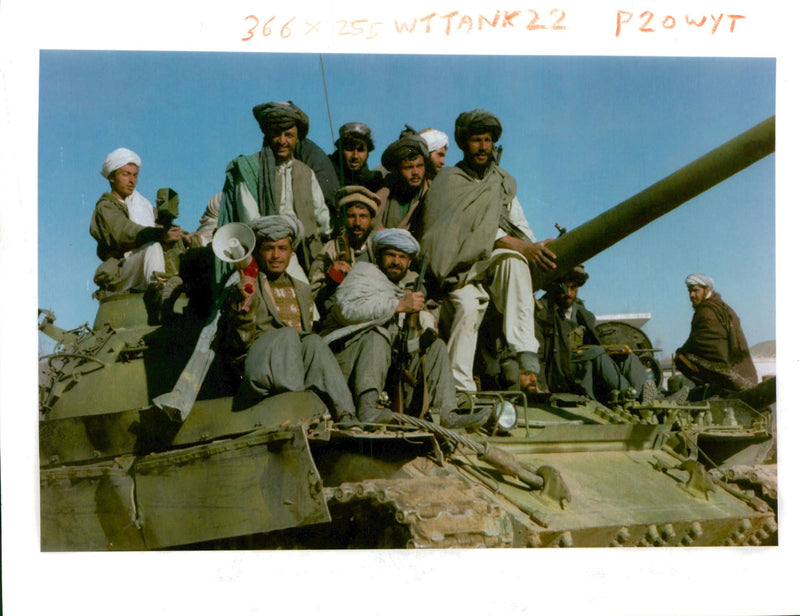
xmin=216 ymin=101 xmax=331 ymax=281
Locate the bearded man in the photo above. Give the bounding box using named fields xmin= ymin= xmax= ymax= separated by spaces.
xmin=374 ymin=126 xmax=436 ymax=239
xmin=420 ymin=128 xmax=449 ymax=173
xmin=90 ymin=147 xmax=185 ymax=294
xmin=309 ymin=185 xmax=381 ymax=318
xmin=216 ymin=101 xmax=332 ymax=282
xmin=328 ymin=122 xmax=383 ymax=192
xmin=675 ymin=273 xmax=758 ymax=393
xmin=534 ymin=266 xmax=649 ymax=403
xmin=322 ymin=229 xmax=489 ymax=429
xmin=218 ymin=214 xmax=358 ymax=427
xmin=420 ymin=109 xmax=557 ymax=393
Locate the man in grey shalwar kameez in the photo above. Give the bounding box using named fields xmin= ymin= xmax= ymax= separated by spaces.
xmin=218 ymin=214 xmax=358 ymax=426
xmin=323 ymin=229 xmax=489 ymax=429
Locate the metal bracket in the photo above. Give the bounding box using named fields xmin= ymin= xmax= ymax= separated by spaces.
xmin=536 ymin=465 xmax=572 ymax=510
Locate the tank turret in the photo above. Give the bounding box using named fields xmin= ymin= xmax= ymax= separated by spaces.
xmin=530 ymin=116 xmax=775 ymax=291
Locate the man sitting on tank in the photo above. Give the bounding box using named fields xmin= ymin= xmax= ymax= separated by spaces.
xmin=373 ymin=126 xmax=436 ymax=239
xmin=217 ymin=214 xmax=358 ymax=427
xmin=419 ymin=109 xmax=557 ymax=395
xmin=675 ymin=273 xmax=758 ymax=395
xmin=308 ymin=185 xmax=381 ymax=320
xmin=215 ymin=101 xmax=334 ymax=285
xmin=533 ymin=265 xmax=652 ymax=403
xmin=90 ymin=147 xmax=186 ymax=295
xmin=321 ymin=229 xmax=489 ymax=429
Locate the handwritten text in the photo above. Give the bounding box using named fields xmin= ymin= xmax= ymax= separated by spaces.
xmin=615 ymin=11 xmax=746 ymax=37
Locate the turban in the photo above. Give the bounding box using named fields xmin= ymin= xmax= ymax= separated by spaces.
xmin=685 ymin=273 xmax=714 ymax=290
xmin=249 ymin=214 xmax=305 ymax=249
xmin=336 ymin=185 xmax=381 ymax=216
xmin=100 ymin=147 xmax=141 ymax=179
xmin=252 ymin=101 xmax=309 ymax=140
xmin=420 ymin=128 xmax=449 ymax=152
xmin=545 ymin=265 xmax=589 ymax=294
xmin=372 ymin=228 xmax=420 ymax=257
xmin=454 ymin=109 xmax=502 ymax=150
xmin=558 ymin=265 xmax=589 ymax=287
xmin=336 ymin=122 xmax=375 ymax=151
xmin=380 ymin=124 xmax=430 ymax=171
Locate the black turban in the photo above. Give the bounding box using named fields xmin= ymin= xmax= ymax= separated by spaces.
xmin=454 ymin=109 xmax=503 ymax=150
xmin=252 ymin=101 xmax=310 ymax=140
xmin=380 ymin=124 xmax=430 ymax=171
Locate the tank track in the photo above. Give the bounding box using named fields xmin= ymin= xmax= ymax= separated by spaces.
xmin=324 ymin=477 xmax=515 ymax=548
xmin=706 ymin=464 xmax=777 ymax=545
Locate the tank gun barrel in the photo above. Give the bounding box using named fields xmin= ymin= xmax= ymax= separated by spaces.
xmin=530 ymin=116 xmax=775 ymax=291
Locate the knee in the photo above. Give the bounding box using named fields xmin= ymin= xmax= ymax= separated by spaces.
xmin=274 ymin=327 xmax=302 ymax=345
xmin=300 ymin=332 xmax=327 ymax=354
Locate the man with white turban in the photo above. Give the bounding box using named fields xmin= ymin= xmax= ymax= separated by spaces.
xmin=419 ymin=128 xmax=449 ymax=173
xmin=90 ymin=147 xmax=185 ymax=294
xmin=675 ymin=273 xmax=758 ymax=393
xmin=322 ymin=229 xmax=489 ymax=429
xmin=215 ymin=101 xmax=334 ymax=287
xmin=218 ymin=214 xmax=358 ymax=427
xmin=420 ymin=109 xmax=557 ymax=393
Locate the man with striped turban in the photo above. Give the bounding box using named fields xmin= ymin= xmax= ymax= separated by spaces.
xmin=216 ymin=101 xmax=334 ymax=285
xmin=322 ymin=229 xmax=490 ymax=429
xmin=90 ymin=147 xmax=186 ymax=294
xmin=218 ymin=214 xmax=358 ymax=427
xmin=420 ymin=109 xmax=558 ymax=394
xmin=675 ymin=273 xmax=758 ymax=393
xmin=308 ymin=185 xmax=381 ymax=319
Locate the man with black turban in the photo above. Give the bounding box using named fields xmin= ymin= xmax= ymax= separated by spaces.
xmin=420 ymin=109 xmax=557 ymax=394
xmin=216 ymin=101 xmax=335 ymax=287
xmin=675 ymin=273 xmax=758 ymax=394
xmin=321 ymin=229 xmax=489 ymax=429
xmin=532 ymin=265 xmax=650 ymax=404
xmin=374 ymin=125 xmax=436 ymax=239
xmin=218 ymin=214 xmax=358 ymax=427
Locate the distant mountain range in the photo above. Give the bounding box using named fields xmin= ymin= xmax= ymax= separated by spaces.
xmin=750 ymin=340 xmax=776 ymax=358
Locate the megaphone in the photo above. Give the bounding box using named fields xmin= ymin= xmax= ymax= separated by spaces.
xmin=212 ymin=222 xmax=256 ymax=265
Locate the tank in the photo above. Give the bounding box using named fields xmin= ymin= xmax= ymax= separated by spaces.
xmin=38 ymin=116 xmax=776 ymax=550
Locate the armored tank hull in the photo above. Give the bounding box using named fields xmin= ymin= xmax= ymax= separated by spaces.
xmin=39 ymin=297 xmax=776 ymax=550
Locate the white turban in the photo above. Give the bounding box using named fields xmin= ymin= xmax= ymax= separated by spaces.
xmin=100 ymin=147 xmax=141 ymax=179
xmin=249 ymin=214 xmax=305 ymax=249
xmin=372 ymin=228 xmax=420 ymax=256
xmin=420 ymin=128 xmax=449 ymax=152
xmin=685 ymin=273 xmax=714 ymax=291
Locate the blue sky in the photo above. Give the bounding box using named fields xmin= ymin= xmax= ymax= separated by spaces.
xmin=38 ymin=51 xmax=775 ymax=359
